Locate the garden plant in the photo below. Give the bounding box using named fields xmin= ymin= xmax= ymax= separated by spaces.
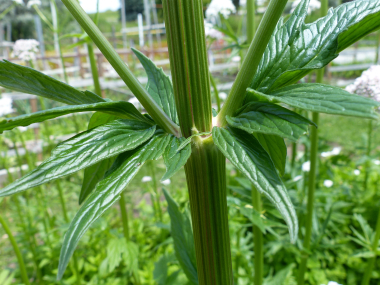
xmin=1 ymin=0 xmax=380 ymax=284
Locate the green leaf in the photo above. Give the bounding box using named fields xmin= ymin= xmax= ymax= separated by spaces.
xmin=57 ymin=132 xmax=171 ymax=280
xmin=0 ymin=101 xmax=151 ymax=133
xmin=79 ymin=113 xmax=118 ymax=204
xmin=250 ymin=0 xmax=380 ymax=92
xmin=212 ymin=126 xmax=298 ymax=242
xmin=0 ymin=120 xmax=156 ymax=197
xmin=247 ymin=84 xmax=379 ymax=119
xmin=0 ymin=60 xmax=105 ymax=105
xmin=132 ymin=48 xmax=179 ymax=124
xmin=162 ymin=136 xmax=192 ymax=181
xmin=226 ymin=102 xmax=315 ymax=141
xmin=163 ymin=189 xmax=198 ymax=285
xmin=255 ymin=133 xmax=287 ymax=177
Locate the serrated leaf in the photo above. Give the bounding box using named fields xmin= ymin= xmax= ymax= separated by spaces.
xmin=251 ymin=0 xmax=380 ymax=92
xmin=226 ymin=102 xmax=315 ymax=141
xmin=0 ymin=60 xmax=104 ymax=105
xmin=132 ymin=48 xmax=179 ymax=124
xmin=0 ymin=120 xmax=156 ymax=197
xmin=57 ymin=132 xmax=171 ymax=279
xmin=212 ymin=126 xmax=298 ymax=242
xmin=79 ymin=113 xmax=118 ymax=204
xmin=255 ymin=133 xmax=287 ymax=177
xmin=163 ymin=189 xmax=198 ymax=285
xmin=247 ymin=84 xmax=379 ymax=119
xmin=0 ymin=101 xmax=151 ymax=133
xmin=162 ymin=136 xmax=192 ymax=181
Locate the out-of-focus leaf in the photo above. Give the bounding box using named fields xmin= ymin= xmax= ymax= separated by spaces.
xmin=0 ymin=101 xmax=151 ymax=133
xmin=163 ymin=189 xmax=198 ymax=285
xmin=255 ymin=133 xmax=287 ymax=176
xmin=0 ymin=60 xmax=104 ymax=105
xmin=58 ymin=133 xmax=171 ymax=279
xmin=212 ymin=126 xmax=298 ymax=242
xmin=0 ymin=120 xmax=156 ymax=197
xmin=227 ymin=102 xmax=315 ymax=141
xmin=247 ymin=84 xmax=379 ymax=119
xmin=132 ymin=48 xmax=179 ymax=124
xmin=162 ymin=136 xmax=192 ymax=181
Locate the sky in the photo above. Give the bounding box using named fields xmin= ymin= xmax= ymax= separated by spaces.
xmin=79 ymin=0 xmax=121 ymax=14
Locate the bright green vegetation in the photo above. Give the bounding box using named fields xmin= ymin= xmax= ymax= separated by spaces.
xmin=1 ymin=0 xmax=380 ymax=284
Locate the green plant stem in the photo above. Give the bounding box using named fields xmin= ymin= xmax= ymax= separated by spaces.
xmin=87 ymin=43 xmax=102 ymax=97
xmin=185 ymin=138 xmax=233 ymax=284
xmin=119 ymin=191 xmax=130 ymax=242
xmin=61 ymin=0 xmax=180 ymax=136
xmin=234 ymin=227 xmax=242 ymax=284
xmin=297 ymin=112 xmax=319 ymax=285
xmin=363 ymin=120 xmax=373 ymax=192
xmin=0 ymin=214 xmax=30 ymax=285
xmin=291 ymin=142 xmax=297 ymax=170
xmin=362 ymin=206 xmax=380 ymax=285
xmin=217 ymin=0 xmax=288 ymax=127
xmin=149 ymin=161 xmax=163 ymax=222
xmin=247 ymin=0 xmax=256 ymax=41
xmin=376 ymin=32 xmax=380 ymax=64
xmin=252 ymin=186 xmax=263 ymax=285
xmin=0 ymin=3 xmax=15 ymax=21
xmin=210 ymin=72 xmax=221 ymax=112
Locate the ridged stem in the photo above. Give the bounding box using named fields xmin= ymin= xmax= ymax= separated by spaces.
xmin=217 ymin=0 xmax=288 ymax=127
xmin=362 ymin=206 xmax=380 ymax=285
xmin=185 ymin=138 xmax=233 ymax=284
xmin=61 ymin=0 xmax=180 ymax=136
xmin=87 ymin=43 xmax=102 ymax=97
xmin=0 ymin=214 xmax=30 ymax=285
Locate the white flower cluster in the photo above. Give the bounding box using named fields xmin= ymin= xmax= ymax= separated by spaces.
xmin=346 ymin=65 xmax=380 ymax=105
xmin=0 ymin=96 xmax=13 ymax=116
xmin=291 ymin=0 xmax=321 ymax=14
xmin=206 ymin=0 xmax=236 ymax=20
xmin=12 ymin=39 xmax=40 ymax=61
xmin=205 ymin=22 xmax=224 ymax=40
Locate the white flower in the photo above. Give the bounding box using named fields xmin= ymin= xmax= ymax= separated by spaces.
xmin=293 ymin=175 xmax=303 ymax=182
xmin=141 ymin=176 xmax=152 ymax=183
xmin=346 ymin=65 xmax=380 ymax=108
xmin=161 ymin=179 xmax=171 ymax=186
xmin=17 ymin=126 xmax=28 ymax=132
xmin=373 ymin=160 xmax=380 ymax=165
xmin=291 ymin=0 xmax=321 ymax=14
xmin=0 ymin=96 xmax=13 ymax=116
xmin=321 ymin=147 xmax=341 ymax=158
xmin=206 ymin=0 xmax=236 ymax=20
xmin=219 ymin=92 xmax=228 ymax=100
xmin=327 ymin=282 xmax=342 ymax=285
xmin=12 ymin=39 xmax=39 ymax=62
xmin=204 ymin=22 xmax=224 ymax=40
xmin=232 ymin=56 xmax=241 ymax=63
xmin=302 ymin=161 xmax=310 ymax=172
xmin=27 ymin=0 xmax=41 ymax=7
xmin=323 ymin=180 xmax=334 ymax=188
xmin=13 ymin=0 xmax=24 ymax=4
xmin=354 ymin=169 xmax=360 ymax=176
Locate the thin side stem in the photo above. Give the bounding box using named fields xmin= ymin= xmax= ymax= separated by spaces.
xmin=61 ymin=0 xmax=180 ymax=136
xmin=119 ymin=192 xmax=130 ymax=242
xmin=149 ymin=161 xmax=163 ymax=222
xmin=297 ymin=112 xmax=319 ymax=285
xmin=87 ymin=43 xmax=102 ymax=97
xmin=210 ymin=73 xmax=221 ymax=112
xmin=362 ymin=206 xmax=380 ymax=285
xmin=0 ymin=214 xmax=30 ymax=285
xmin=217 ymin=0 xmax=288 ymax=127
xmin=363 ymin=120 xmax=373 ymax=192
xmin=247 ymin=0 xmax=256 ymax=42
xmin=252 ymin=186 xmax=263 ymax=285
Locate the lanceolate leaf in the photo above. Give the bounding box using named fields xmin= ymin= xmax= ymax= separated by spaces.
xmin=0 ymin=101 xmax=151 ymax=133
xmin=226 ymin=102 xmax=315 ymax=141
xmin=250 ymin=0 xmax=380 ymax=92
xmin=0 ymin=120 xmax=156 ymax=197
xmin=212 ymin=126 xmax=298 ymax=242
xmin=163 ymin=189 xmax=198 ymax=285
xmin=79 ymin=113 xmax=118 ymax=204
xmin=58 ymin=132 xmax=171 ymax=279
xmin=0 ymin=60 xmax=104 ymax=105
xmin=247 ymin=84 xmax=379 ymax=119
xmin=132 ymin=48 xmax=179 ymax=124
xmin=162 ymin=136 xmax=192 ymax=181
xmin=255 ymin=133 xmax=287 ymax=177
